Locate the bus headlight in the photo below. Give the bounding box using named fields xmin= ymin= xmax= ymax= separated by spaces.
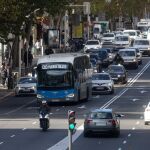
xmin=66 ymin=93 xmax=74 ymax=98
xmin=37 ymin=94 xmax=45 ymax=99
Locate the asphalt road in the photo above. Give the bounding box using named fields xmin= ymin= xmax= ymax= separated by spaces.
xmin=0 ymin=57 xmax=150 ymax=150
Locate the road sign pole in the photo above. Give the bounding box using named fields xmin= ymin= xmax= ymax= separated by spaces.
xmin=68 ymin=129 xmax=72 ymax=150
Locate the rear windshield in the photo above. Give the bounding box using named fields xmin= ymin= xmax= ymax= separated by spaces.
xmin=103 ymin=33 xmax=114 ymax=37
xmin=119 ymin=51 xmax=135 ymax=57
xmin=134 ymin=40 xmax=149 ymax=45
xmin=86 ymin=41 xmax=99 ymax=45
xmin=90 ymin=112 xmax=112 ymax=119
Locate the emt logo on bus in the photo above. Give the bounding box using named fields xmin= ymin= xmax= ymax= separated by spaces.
xmin=41 ymin=64 xmax=68 ymax=70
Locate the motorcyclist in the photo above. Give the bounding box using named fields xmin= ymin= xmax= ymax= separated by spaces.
xmin=114 ymin=53 xmax=124 ymax=65
xmin=39 ymin=100 xmax=50 ymax=114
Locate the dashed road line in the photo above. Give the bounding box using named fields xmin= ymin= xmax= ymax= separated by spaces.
xmin=10 ymin=135 xmax=15 ymax=138
xmin=0 ymin=142 xmax=4 ymax=145
xmin=32 ymin=121 xmax=37 ymax=125
xmin=128 ymin=134 xmax=131 ymax=137
xmin=123 ymin=140 xmax=127 ymax=144
xmin=22 ymin=128 xmax=27 ymax=131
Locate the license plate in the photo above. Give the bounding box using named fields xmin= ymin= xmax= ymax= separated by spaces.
xmin=96 ymin=87 xmax=104 ymax=90
xmin=24 ymin=88 xmax=30 ymax=91
xmin=51 ymin=99 xmax=60 ymax=102
xmin=96 ymin=122 xmax=106 ymax=126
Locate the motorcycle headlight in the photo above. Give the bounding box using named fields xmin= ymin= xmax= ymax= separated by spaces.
xmin=66 ymin=93 xmax=74 ymax=98
xmin=37 ymin=94 xmax=45 ymax=99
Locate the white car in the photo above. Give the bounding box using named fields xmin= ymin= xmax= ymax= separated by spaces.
xmin=84 ymin=40 xmax=101 ymax=53
xmin=133 ymin=38 xmax=150 ymax=56
xmin=119 ymin=49 xmax=139 ymax=69
xmin=144 ymin=102 xmax=150 ymax=125
xmin=15 ymin=76 xmax=37 ymax=96
xmin=123 ymin=30 xmax=138 ymax=41
xmin=114 ymin=35 xmax=131 ymax=50
xmin=101 ymin=33 xmax=115 ymax=43
xmin=90 ymin=72 xmax=114 ymax=95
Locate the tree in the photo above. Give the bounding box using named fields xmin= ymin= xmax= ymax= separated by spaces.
xmin=0 ymin=0 xmax=70 ymax=69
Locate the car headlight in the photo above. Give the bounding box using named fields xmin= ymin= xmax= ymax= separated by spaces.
xmin=118 ymin=75 xmax=121 ymax=78
xmin=133 ymin=59 xmax=136 ymax=62
xmin=31 ymin=86 xmax=36 ymax=89
xmin=108 ymin=83 xmax=112 ymax=86
xmin=148 ymin=47 xmax=150 ymax=50
xmin=16 ymin=86 xmax=21 ymax=90
xmin=66 ymin=93 xmax=74 ymax=98
xmin=37 ymin=94 xmax=45 ymax=99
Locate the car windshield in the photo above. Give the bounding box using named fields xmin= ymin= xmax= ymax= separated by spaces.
xmin=103 ymin=33 xmax=114 ymax=37
xmin=93 ymin=28 xmax=100 ymax=33
xmin=124 ymin=31 xmax=135 ymax=36
xmin=92 ymin=74 xmax=110 ymax=80
xmin=134 ymin=40 xmax=149 ymax=45
xmin=90 ymin=112 xmax=112 ymax=119
xmin=109 ymin=66 xmax=124 ymax=73
xmin=98 ymin=51 xmax=107 ymax=59
xmin=115 ymin=36 xmax=128 ymax=41
xmin=18 ymin=78 xmax=37 ymax=84
xmin=119 ymin=51 xmax=135 ymax=57
xmin=86 ymin=41 xmax=99 ymax=45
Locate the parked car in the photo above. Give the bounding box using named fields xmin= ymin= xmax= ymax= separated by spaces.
xmin=90 ymin=72 xmax=114 ymax=95
xmin=108 ymin=64 xmax=128 ymax=84
xmin=118 ymin=49 xmax=139 ymax=69
xmin=15 ymin=76 xmax=37 ymax=96
xmin=84 ymin=108 xmax=121 ymax=137
xmin=144 ymin=102 xmax=150 ymax=125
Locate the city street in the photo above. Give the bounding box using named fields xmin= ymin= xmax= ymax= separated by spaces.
xmin=0 ymin=57 xmax=149 ymax=150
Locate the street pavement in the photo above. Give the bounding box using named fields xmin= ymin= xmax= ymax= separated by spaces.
xmin=0 ymin=57 xmax=150 ymax=150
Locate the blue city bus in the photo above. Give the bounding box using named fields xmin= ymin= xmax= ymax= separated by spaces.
xmin=36 ymin=53 xmax=93 ymax=103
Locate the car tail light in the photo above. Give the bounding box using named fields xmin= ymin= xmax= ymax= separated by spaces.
xmin=108 ymin=119 xmax=116 ymax=126
xmin=85 ymin=119 xmax=92 ymax=124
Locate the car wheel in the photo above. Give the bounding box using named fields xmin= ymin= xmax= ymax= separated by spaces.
xmin=110 ymin=87 xmax=114 ymax=94
xmin=83 ymin=131 xmax=90 ymax=137
xmin=145 ymin=121 xmax=149 ymax=125
xmin=114 ymin=130 xmax=120 ymax=138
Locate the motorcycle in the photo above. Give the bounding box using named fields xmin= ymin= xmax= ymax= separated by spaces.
xmin=39 ymin=111 xmax=49 ymax=131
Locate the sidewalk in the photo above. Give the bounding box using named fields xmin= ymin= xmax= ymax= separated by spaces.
xmin=0 ymin=84 xmax=14 ymax=100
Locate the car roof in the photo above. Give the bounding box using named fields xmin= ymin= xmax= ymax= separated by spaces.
xmin=91 ymin=108 xmax=112 ymax=113
xmin=119 ymin=48 xmax=136 ymax=52
xmin=93 ymin=72 xmax=109 ymax=76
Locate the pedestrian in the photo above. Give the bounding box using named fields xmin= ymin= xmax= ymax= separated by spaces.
xmin=28 ymin=51 xmax=33 ymax=67
xmin=1 ymin=65 xmax=8 ymax=87
xmin=35 ymin=39 xmax=41 ymax=55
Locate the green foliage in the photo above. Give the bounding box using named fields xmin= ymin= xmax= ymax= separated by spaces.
xmin=0 ymin=0 xmax=70 ymax=42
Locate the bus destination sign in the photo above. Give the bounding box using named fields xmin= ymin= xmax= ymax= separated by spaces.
xmin=41 ymin=64 xmax=68 ymax=70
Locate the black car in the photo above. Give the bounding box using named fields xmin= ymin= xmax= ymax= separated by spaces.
xmin=108 ymin=64 xmax=127 ymax=84
xmin=98 ymin=50 xmax=110 ymax=67
xmin=89 ymin=53 xmax=102 ymax=72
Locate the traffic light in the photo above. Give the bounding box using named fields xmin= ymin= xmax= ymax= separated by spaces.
xmin=68 ymin=110 xmax=76 ymax=133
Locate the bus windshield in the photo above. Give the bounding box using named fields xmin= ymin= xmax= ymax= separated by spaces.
xmin=38 ymin=70 xmax=73 ymax=90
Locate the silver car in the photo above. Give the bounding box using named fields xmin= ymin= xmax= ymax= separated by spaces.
xmin=84 ymin=109 xmax=121 ymax=137
xmin=91 ymin=72 xmax=114 ymax=95
xmin=15 ymin=77 xmax=37 ymax=96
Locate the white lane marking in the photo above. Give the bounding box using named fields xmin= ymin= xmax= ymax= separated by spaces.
xmin=10 ymin=135 xmax=15 ymax=138
xmin=132 ymin=127 xmax=135 ymax=130
xmin=56 ymin=109 xmax=60 ymax=111
xmin=49 ymin=113 xmax=53 ymax=115
xmin=118 ymin=148 xmax=122 ymax=150
xmin=128 ymin=78 xmax=132 ymax=82
xmin=136 ymin=121 xmax=140 ymax=125
xmin=132 ymin=98 xmax=140 ymax=102
xmin=140 ymin=90 xmax=148 ymax=94
xmin=128 ymin=133 xmax=131 ymax=137
xmin=32 ymin=121 xmax=37 ymax=125
xmin=22 ymin=128 xmax=27 ymax=131
xmin=3 ymin=99 xmax=36 ymax=115
xmin=47 ymin=125 xmax=83 ymax=150
xmin=123 ymin=140 xmax=127 ymax=144
xmin=47 ymin=60 xmax=150 ymax=150
xmin=0 ymin=92 xmax=13 ymax=102
xmin=0 ymin=142 xmax=4 ymax=145
xmin=78 ymin=105 xmax=86 ymax=109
